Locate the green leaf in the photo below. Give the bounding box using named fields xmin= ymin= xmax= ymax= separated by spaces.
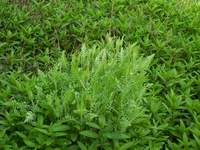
xmin=80 ymin=130 xmax=98 ymax=138
xmin=50 ymin=123 xmax=70 ymax=132
xmin=103 ymin=132 xmax=130 ymax=140
xmin=78 ymin=141 xmax=87 ymax=150
xmin=120 ymin=142 xmax=134 ymax=150
xmin=34 ymin=127 xmax=49 ymax=135
xmin=23 ymin=139 xmax=36 ymax=147
xmin=86 ymin=122 xmax=100 ymax=129
xmin=16 ymin=132 xmax=35 ymax=147
xmin=16 ymin=131 xmax=26 ymax=139
xmin=68 ymin=145 xmax=79 ymax=150
xmin=98 ymin=115 xmax=106 ymax=128
xmin=193 ymin=135 xmax=200 ymax=146
xmin=88 ymin=141 xmax=98 ymax=150
xmin=53 ymin=132 xmax=67 ymax=137
xmin=70 ymin=133 xmax=78 ymax=142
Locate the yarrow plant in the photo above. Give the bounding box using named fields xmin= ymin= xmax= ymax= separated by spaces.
xmin=0 ymin=37 xmax=154 ymax=149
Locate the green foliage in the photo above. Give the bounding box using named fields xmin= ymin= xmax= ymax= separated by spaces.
xmin=0 ymin=0 xmax=200 ymax=149
xmin=0 ymin=38 xmax=154 ymax=149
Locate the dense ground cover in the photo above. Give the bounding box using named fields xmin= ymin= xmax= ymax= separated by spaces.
xmin=0 ymin=0 xmax=200 ymax=149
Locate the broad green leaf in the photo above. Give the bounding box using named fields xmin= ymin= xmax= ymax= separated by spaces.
xmin=103 ymin=132 xmax=130 ymax=140
xmin=50 ymin=123 xmax=70 ymax=132
xmin=70 ymin=133 xmax=78 ymax=142
xmin=80 ymin=130 xmax=98 ymax=138
xmin=78 ymin=141 xmax=87 ymax=150
xmin=88 ymin=141 xmax=98 ymax=150
xmin=34 ymin=127 xmax=49 ymax=135
xmin=68 ymin=145 xmax=79 ymax=150
xmin=23 ymin=139 xmax=36 ymax=147
xmin=120 ymin=142 xmax=134 ymax=150
xmin=86 ymin=122 xmax=100 ymax=129
xmin=53 ymin=132 xmax=67 ymax=137
xmin=98 ymin=115 xmax=106 ymax=128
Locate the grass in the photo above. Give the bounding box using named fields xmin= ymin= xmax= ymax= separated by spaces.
xmin=0 ymin=0 xmax=200 ymax=149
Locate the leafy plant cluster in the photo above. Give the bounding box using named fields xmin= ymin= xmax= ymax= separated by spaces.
xmin=0 ymin=37 xmax=155 ymax=149
xmin=0 ymin=0 xmax=200 ymax=149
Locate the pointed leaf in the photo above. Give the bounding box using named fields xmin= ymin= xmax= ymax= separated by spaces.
xmin=120 ymin=142 xmax=134 ymax=150
xmin=86 ymin=122 xmax=100 ymax=129
xmin=78 ymin=141 xmax=87 ymax=150
xmin=103 ymin=132 xmax=130 ymax=139
xmin=80 ymin=130 xmax=98 ymax=138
